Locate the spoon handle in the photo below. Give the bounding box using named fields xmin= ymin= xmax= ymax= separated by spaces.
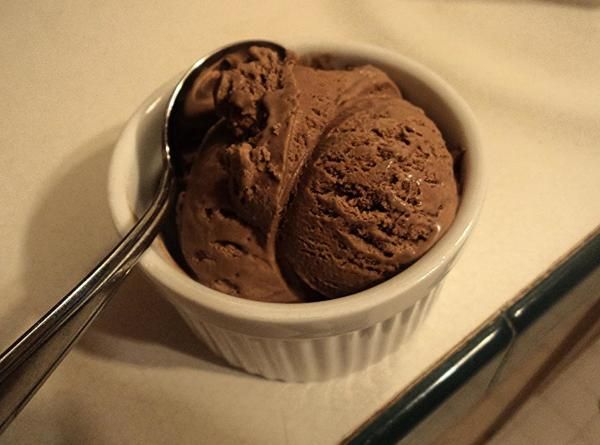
xmin=0 ymin=167 xmax=174 ymax=434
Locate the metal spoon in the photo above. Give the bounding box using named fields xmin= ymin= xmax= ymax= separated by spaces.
xmin=0 ymin=40 xmax=285 ymax=433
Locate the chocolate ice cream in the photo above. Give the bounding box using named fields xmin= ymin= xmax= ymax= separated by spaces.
xmin=176 ymin=46 xmax=458 ymax=302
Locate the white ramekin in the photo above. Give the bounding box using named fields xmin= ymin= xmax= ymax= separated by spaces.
xmin=107 ymin=41 xmax=485 ymax=382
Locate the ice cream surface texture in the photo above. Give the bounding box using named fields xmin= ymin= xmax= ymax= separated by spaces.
xmin=176 ymin=46 xmax=458 ymax=302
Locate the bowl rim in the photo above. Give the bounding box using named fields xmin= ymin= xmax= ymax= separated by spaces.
xmin=108 ymin=40 xmax=485 ymax=337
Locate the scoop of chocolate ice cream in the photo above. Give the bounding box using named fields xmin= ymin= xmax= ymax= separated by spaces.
xmin=277 ymin=96 xmax=458 ymax=298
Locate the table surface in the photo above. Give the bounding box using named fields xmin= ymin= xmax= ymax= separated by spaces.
xmin=1 ymin=1 xmax=599 ymax=444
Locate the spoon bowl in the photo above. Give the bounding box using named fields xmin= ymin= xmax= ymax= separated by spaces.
xmin=164 ymin=40 xmax=286 ymax=176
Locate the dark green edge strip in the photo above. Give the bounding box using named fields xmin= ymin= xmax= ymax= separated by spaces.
xmin=347 ymin=317 xmax=512 ymax=445
xmin=508 ymin=230 xmax=600 ymax=333
xmin=348 ymin=229 xmax=600 ymax=445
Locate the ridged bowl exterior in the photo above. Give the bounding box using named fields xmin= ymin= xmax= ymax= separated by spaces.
xmin=165 ymin=285 xmax=439 ymax=382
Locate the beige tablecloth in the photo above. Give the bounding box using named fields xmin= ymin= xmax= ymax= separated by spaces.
xmin=1 ymin=1 xmax=599 ymax=443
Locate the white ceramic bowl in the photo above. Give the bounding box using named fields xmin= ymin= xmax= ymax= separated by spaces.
xmin=108 ymin=41 xmax=485 ymax=382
